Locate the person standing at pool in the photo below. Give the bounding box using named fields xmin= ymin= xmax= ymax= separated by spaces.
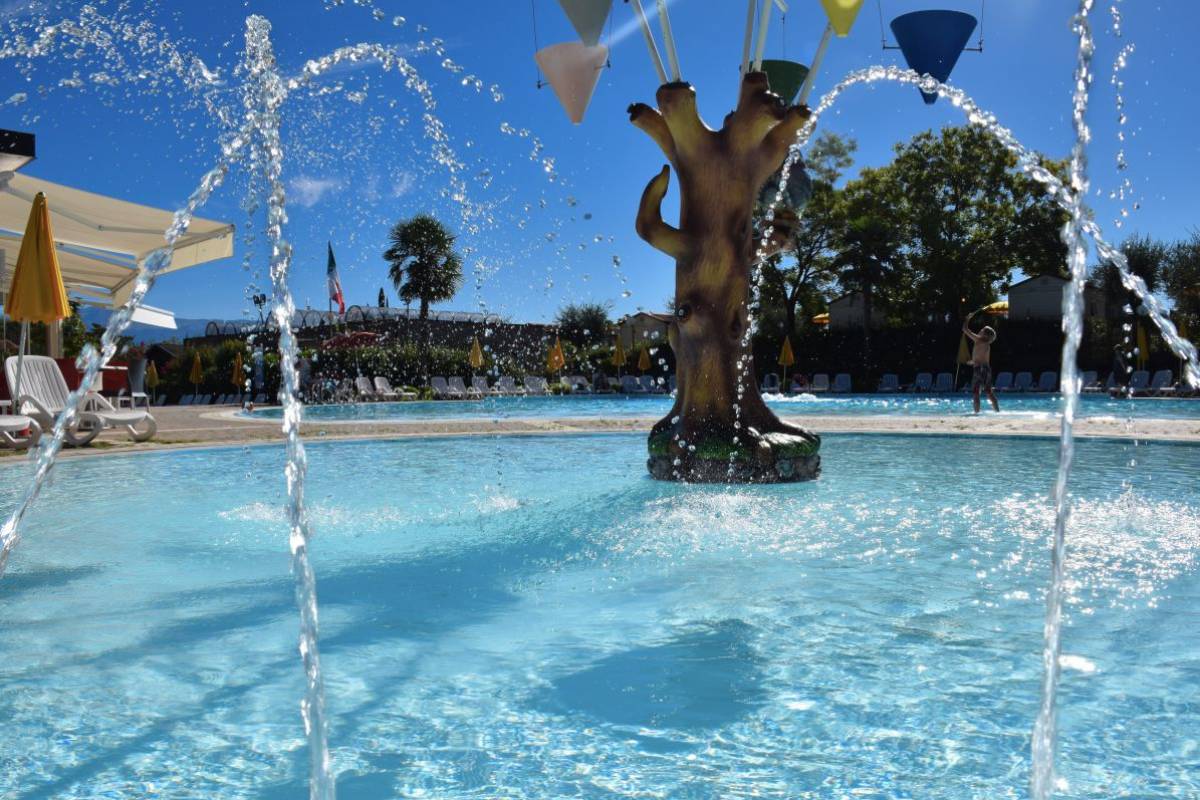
xmin=962 ymin=311 xmax=1000 ymax=413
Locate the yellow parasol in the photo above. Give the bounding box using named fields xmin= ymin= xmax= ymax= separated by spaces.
xmin=778 ymin=335 xmax=795 ymax=389
xmin=1136 ymin=322 xmax=1149 ymax=371
xmin=981 ymin=300 xmax=1009 ymax=316
xmin=954 ymin=332 xmax=972 ymax=390
xmin=230 ymin=351 xmax=244 ymax=391
xmin=5 ymin=192 xmax=72 ymax=404
xmin=189 ymin=351 xmax=203 ymax=395
xmin=547 ymin=336 xmax=566 ymax=374
xmin=811 ymin=312 xmax=830 ymax=326
xmin=611 ymin=337 xmax=627 ymax=372
xmin=637 ymin=346 xmax=651 ymax=373
xmin=469 ymin=336 xmax=484 ymax=371
xmin=146 ymin=359 xmax=159 ymax=402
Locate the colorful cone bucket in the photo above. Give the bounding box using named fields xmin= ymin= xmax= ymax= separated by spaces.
xmin=890 ymin=10 xmax=977 ymax=105
xmin=760 ymin=60 xmax=809 ymax=105
xmin=557 ymin=0 xmax=612 ymax=47
xmin=820 ymin=0 xmax=865 ymax=37
xmin=535 ymin=42 xmax=609 ymax=124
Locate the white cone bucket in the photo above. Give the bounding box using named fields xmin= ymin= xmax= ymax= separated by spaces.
xmin=557 ymin=0 xmax=612 ymax=47
xmin=535 ymin=42 xmax=608 ymax=124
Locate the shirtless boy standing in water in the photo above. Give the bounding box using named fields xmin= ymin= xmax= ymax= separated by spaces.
xmin=963 ymin=312 xmax=1000 ymax=413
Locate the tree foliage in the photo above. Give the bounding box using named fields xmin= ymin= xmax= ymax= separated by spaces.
xmin=883 ymin=125 xmax=1070 ymax=320
xmin=383 ymin=214 xmax=463 ymax=320
xmin=805 ymin=130 xmax=858 ymax=185
xmin=1163 ymin=231 xmax=1200 ymax=318
xmin=555 ymin=302 xmax=611 ymax=347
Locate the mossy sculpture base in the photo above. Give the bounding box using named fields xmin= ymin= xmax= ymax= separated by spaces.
xmin=630 ymin=73 xmax=821 ymax=483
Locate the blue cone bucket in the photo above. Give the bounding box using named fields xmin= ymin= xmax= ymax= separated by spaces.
xmin=890 ymin=10 xmax=977 ymax=105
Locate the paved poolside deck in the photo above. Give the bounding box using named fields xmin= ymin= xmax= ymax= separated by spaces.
xmin=4 ymin=403 xmax=1197 ymax=461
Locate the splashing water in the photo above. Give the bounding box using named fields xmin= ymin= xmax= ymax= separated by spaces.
xmin=243 ymin=16 xmax=335 ymax=799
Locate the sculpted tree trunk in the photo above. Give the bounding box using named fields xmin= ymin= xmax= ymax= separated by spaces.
xmin=630 ymin=73 xmax=821 ymax=482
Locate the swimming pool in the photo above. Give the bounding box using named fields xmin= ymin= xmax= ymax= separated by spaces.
xmin=246 ymin=392 xmax=1200 ymax=422
xmin=1 ymin=433 xmax=1196 ymax=798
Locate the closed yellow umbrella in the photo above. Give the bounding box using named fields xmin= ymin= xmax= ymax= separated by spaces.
xmin=146 ymin=360 xmax=159 ymax=402
xmin=778 ymin=335 xmax=795 ymax=389
xmin=954 ymin=332 xmax=972 ymax=391
xmin=637 ymin=346 xmax=651 ymax=373
xmin=547 ymin=336 xmax=566 ymax=375
xmin=469 ymin=337 xmax=484 ymax=371
xmin=230 ymin=351 xmax=244 ymax=391
xmin=189 ymin=351 xmax=203 ymax=395
xmin=611 ymin=337 xmax=627 ymax=372
xmin=1136 ymin=322 xmax=1149 ymax=371
xmin=5 ymin=192 xmax=72 ymax=403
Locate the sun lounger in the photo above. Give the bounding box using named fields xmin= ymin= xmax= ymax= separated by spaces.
xmin=448 ymin=377 xmax=476 ymax=399
xmin=355 ymin=376 xmax=380 ymax=400
xmin=254 ymin=393 xmax=267 ymax=404
xmin=911 ymin=373 xmax=933 ymax=393
xmin=472 ymin=376 xmax=498 ymax=396
xmin=494 ymin=376 xmax=524 ymax=396
xmin=1080 ymin=370 xmax=1100 ymax=392
xmin=375 ymin=376 xmax=415 ymax=400
xmin=620 ymin=375 xmax=645 ymax=394
xmin=877 ymin=373 xmax=899 ymax=393
xmin=993 ymin=372 xmax=1014 ymax=392
xmin=761 ymin=373 xmax=780 ymax=393
xmin=1102 ymin=372 xmax=1120 ymax=393
xmin=810 ymin=373 xmax=830 ymax=393
xmin=640 ymin=375 xmax=665 ymax=393
xmin=154 ymin=396 xmax=166 ymax=406
xmin=1036 ymin=371 xmax=1058 ymax=392
xmin=668 ymin=375 xmax=677 ymax=393
xmin=1149 ymin=369 xmax=1174 ymax=396
xmin=524 ymin=376 xmax=550 ymax=395
xmin=1013 ymin=372 xmax=1034 ymax=392
xmin=430 ymin=376 xmax=462 ymax=399
xmin=6 ymin=355 xmax=156 ymax=445
xmin=179 ymin=394 xmax=194 ymax=406
xmin=831 ymin=373 xmax=852 ymax=393
xmin=1120 ymin=370 xmax=1150 ymax=396
xmin=933 ymin=372 xmax=954 ymax=393
xmin=566 ymin=375 xmax=592 ymax=393
xmin=0 ymin=414 xmax=40 ymax=450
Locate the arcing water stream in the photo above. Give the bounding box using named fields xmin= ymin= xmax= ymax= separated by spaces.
xmin=0 ymin=3 xmax=1197 ymax=798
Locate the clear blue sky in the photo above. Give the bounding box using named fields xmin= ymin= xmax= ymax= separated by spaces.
xmin=2 ymin=0 xmax=1197 ymax=325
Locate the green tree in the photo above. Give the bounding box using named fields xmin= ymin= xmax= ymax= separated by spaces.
xmin=758 ymin=182 xmax=838 ymax=335
xmin=1092 ymin=233 xmax=1169 ymax=317
xmin=830 ymin=166 xmax=906 ymax=359
xmin=885 ymin=125 xmax=1069 ymax=321
xmin=555 ymin=302 xmax=611 ymax=347
xmin=384 ymin=214 xmax=464 ymax=320
xmin=804 ymin=130 xmax=858 ymax=185
xmin=1163 ymin=231 xmax=1200 ymax=319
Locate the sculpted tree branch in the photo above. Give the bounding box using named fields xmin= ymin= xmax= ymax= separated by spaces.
xmin=635 ymin=165 xmax=689 ymax=260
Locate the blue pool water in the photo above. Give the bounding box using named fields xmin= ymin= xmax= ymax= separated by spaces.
xmin=0 ymin=433 xmax=1197 ymax=798
xmin=247 ymin=392 xmax=1200 ymax=422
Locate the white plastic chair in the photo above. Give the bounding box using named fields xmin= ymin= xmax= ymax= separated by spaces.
xmin=993 ymin=372 xmax=1014 ymax=392
xmin=910 ymin=373 xmax=933 ymax=393
xmin=933 ymin=373 xmax=953 ymax=393
xmin=877 ymin=374 xmax=899 ymax=393
xmin=1036 ymin=371 xmax=1058 ymax=392
xmin=5 ymin=355 xmax=155 ymax=445
xmin=761 ymin=373 xmax=780 ymax=393
xmin=810 ymin=373 xmax=831 ymax=393
xmin=1013 ymin=372 xmax=1034 ymax=392
xmin=831 ymin=373 xmax=852 ymax=393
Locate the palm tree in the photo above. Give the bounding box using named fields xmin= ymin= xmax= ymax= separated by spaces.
xmin=384 ymin=214 xmax=463 ymax=321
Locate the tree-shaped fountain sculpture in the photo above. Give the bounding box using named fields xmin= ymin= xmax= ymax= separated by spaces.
xmin=630 ymin=73 xmax=821 ymax=483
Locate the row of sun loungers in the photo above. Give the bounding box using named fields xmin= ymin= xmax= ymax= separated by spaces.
xmin=175 ymin=393 xmax=270 ymax=407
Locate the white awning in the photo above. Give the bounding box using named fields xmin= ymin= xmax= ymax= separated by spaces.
xmin=0 ymin=171 xmax=234 ymax=308
xmin=130 ymin=304 xmax=177 ymax=329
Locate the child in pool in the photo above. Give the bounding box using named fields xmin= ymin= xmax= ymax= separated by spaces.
xmin=963 ymin=311 xmax=1000 ymax=414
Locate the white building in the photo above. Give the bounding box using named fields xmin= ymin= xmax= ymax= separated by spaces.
xmin=616 ymin=311 xmax=671 ymax=349
xmin=1008 ymin=274 xmax=1107 ymax=321
xmin=828 ymin=291 xmax=885 ymax=329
